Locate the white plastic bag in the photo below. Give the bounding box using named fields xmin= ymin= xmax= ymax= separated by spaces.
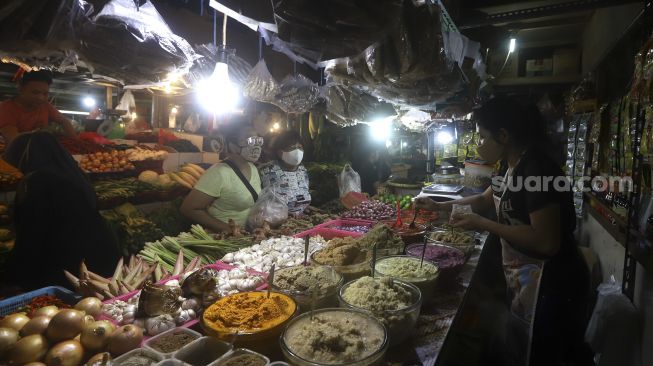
xmin=338 ymin=164 xmax=361 ymax=198
xmin=585 ymin=275 xmax=642 ymax=366
xmin=116 ymin=90 xmax=135 ymax=115
xmin=247 ymin=186 xmax=288 ymax=230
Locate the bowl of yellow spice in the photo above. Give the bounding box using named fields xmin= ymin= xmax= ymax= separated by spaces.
xmin=201 ymin=291 xmax=297 ymax=349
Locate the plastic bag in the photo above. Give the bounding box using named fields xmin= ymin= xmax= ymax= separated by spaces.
xmin=272 ymin=74 xmax=321 ymax=113
xmin=116 ymin=90 xmax=136 ymax=113
xmin=585 ymin=276 xmax=642 ymax=366
xmin=338 ymin=164 xmax=361 ymax=198
xmin=243 ymin=59 xmax=279 ymax=102
xmin=247 ymin=187 xmax=289 ymax=230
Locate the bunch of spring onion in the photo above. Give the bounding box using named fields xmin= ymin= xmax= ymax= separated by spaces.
xmin=138 ymin=225 xmax=253 ymax=271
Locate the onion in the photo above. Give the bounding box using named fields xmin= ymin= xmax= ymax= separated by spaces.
xmin=80 ymin=321 xmax=114 ymax=352
xmin=35 ymin=306 xmax=60 ymax=318
xmin=0 ymin=327 xmax=19 ymax=357
xmin=0 ymin=313 xmax=30 ymax=331
xmin=46 ymin=309 xmax=85 ymax=342
xmin=83 ymin=315 xmax=95 ymax=326
xmin=20 ymin=316 xmax=52 ymax=336
xmin=6 ymin=334 xmax=49 ymax=364
xmin=45 ymin=340 xmax=84 ymax=366
xmin=85 ymin=352 xmax=112 ymax=366
xmin=74 ymin=298 xmax=102 ymax=318
xmin=107 ymin=325 xmax=143 ymax=356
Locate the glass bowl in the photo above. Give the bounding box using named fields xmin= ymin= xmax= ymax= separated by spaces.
xmin=405 ymin=243 xmax=466 ymax=283
xmin=338 ymin=277 xmax=421 ymax=346
xmin=270 ymin=265 xmax=344 ymax=313
xmin=427 ymin=229 xmax=476 ymax=256
xmin=280 ymin=308 xmax=388 ymax=366
xmin=311 ymin=251 xmax=371 ymax=283
xmin=373 ymin=255 xmax=439 ymax=301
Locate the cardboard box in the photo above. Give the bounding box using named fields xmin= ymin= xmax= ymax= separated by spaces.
xmin=553 ymin=48 xmax=580 ymax=76
xmin=525 ymin=58 xmax=553 ymax=77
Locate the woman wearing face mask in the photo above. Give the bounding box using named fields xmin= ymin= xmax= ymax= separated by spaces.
xmin=259 ymin=130 xmax=311 ymax=216
xmin=416 ymin=98 xmax=592 ymax=366
xmin=180 ymin=126 xmax=262 ymax=233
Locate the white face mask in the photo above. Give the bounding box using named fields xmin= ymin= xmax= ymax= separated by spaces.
xmin=239 ymin=145 xmax=261 ymax=162
xmin=281 ymin=149 xmax=303 ymax=166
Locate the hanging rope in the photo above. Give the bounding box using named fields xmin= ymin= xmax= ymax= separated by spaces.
xmin=213 ymin=10 xmax=217 ymax=47
xmin=258 ymin=34 xmax=263 ymax=61
xmin=222 ymin=13 xmax=228 ymax=46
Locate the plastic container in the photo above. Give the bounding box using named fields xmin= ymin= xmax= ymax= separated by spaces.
xmin=144 ymin=327 xmax=202 ymax=358
xmin=211 ymin=348 xmax=269 ymax=366
xmin=463 ymin=161 xmax=494 ymax=191
xmin=113 ymin=347 xmax=164 ymax=366
xmin=280 ymin=308 xmax=388 ymax=366
xmin=311 ymin=250 xmax=371 ymax=283
xmin=268 ymin=362 xmax=290 ymax=366
xmin=373 ymin=255 xmax=440 ymax=302
xmin=174 ymin=337 xmax=232 ymax=366
xmin=201 ymin=291 xmax=297 ymax=347
xmin=432 ymin=167 xmax=463 ymax=186
xmin=0 ymin=286 xmax=81 ymax=317
xmin=338 ymin=278 xmax=421 ymax=346
xmin=270 ymin=265 xmax=344 ymax=313
xmin=380 ymin=220 xmax=427 ymax=245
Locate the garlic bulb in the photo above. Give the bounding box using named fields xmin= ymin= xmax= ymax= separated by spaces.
xmin=145 ymin=314 xmax=176 ymax=336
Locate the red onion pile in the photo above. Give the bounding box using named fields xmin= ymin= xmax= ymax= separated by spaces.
xmin=341 ymin=201 xmax=395 ymax=221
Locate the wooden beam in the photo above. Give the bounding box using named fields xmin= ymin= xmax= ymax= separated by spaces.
xmin=106 ymin=86 xmax=113 ymax=110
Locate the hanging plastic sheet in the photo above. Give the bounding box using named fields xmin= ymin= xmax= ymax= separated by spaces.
xmin=77 ymin=0 xmax=198 ymax=84
xmin=325 ymin=0 xmax=465 ymax=110
xmin=271 ymin=0 xmax=403 ymax=64
xmin=325 ymin=84 xmax=396 ymax=127
xmin=243 ymin=59 xmax=279 ymax=102
xmin=271 ymin=74 xmax=321 ymax=114
xmin=0 ymin=0 xmax=89 ymax=71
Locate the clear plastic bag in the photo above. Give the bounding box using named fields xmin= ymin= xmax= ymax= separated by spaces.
xmin=247 ymin=186 xmax=289 ymax=230
xmin=585 ymin=276 xmax=642 ymax=366
xmin=272 ymin=74 xmax=321 ymax=113
xmin=338 ymin=164 xmax=362 ymax=198
xmin=243 ymin=59 xmax=279 ymax=102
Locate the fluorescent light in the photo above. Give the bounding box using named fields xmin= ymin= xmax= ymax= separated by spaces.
xmin=59 ymin=110 xmax=89 ymax=115
xmin=131 ymin=112 xmax=137 ymax=119
xmin=170 ymin=107 xmax=178 ymax=114
xmin=509 ymin=38 xmax=516 ymax=53
xmin=83 ymin=97 xmax=95 ymax=108
xmin=402 ymin=142 xmax=408 ymax=147
xmin=273 ymin=122 xmax=280 ymax=129
xmin=436 ymin=131 xmax=453 ymax=144
xmin=385 ymin=140 xmax=392 ymax=148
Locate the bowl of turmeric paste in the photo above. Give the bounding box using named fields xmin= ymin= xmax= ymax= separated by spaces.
xmin=201 ymin=291 xmax=298 ymax=343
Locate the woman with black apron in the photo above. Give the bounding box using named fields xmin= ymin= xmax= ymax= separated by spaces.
xmin=417 ymin=98 xmax=593 ymax=366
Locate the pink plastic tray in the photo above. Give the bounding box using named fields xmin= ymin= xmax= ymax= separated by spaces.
xmin=316 ymin=219 xmax=374 ymax=236
xmin=100 ymin=262 xmax=268 ymax=342
xmin=293 ymin=226 xmax=362 ymax=240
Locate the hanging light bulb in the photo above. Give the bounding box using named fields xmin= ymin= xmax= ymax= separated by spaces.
xmin=197 ymin=45 xmax=240 ymax=114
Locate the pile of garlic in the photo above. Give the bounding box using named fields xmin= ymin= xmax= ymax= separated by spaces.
xmin=221 ymin=236 xmax=328 ymax=272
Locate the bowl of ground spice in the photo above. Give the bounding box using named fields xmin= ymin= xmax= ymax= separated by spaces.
xmin=270 ymin=265 xmax=344 ymax=313
xmin=201 ymin=291 xmax=297 ymax=343
xmin=311 ymin=237 xmax=371 ymax=282
xmin=214 ymin=348 xmax=269 ymax=366
xmin=144 ymin=327 xmax=201 ymax=357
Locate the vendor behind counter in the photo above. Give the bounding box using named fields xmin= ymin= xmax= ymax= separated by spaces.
xmin=0 ymin=70 xmax=76 ymax=145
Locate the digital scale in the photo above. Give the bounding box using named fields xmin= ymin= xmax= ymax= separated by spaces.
xmin=422 ymin=184 xmax=464 ymax=195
